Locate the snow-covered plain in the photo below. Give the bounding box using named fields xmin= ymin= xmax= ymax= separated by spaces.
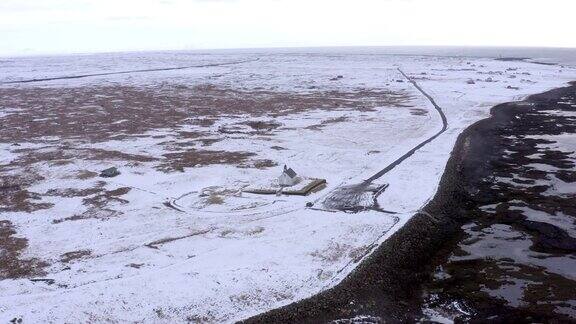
xmin=1 ymin=50 xmax=575 ymax=323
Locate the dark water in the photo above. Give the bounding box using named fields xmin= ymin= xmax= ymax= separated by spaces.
xmin=420 ymin=84 xmax=576 ymax=322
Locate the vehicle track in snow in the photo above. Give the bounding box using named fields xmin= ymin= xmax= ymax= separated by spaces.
xmin=322 ymin=68 xmax=448 ymax=212
xmin=1 ymin=58 xmax=259 ymax=84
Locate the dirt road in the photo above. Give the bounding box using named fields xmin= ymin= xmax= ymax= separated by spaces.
xmin=322 ymin=68 xmax=448 ymax=212
xmin=2 ymin=59 xmax=259 ymax=84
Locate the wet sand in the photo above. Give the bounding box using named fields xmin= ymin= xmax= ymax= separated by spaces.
xmin=242 ymin=82 xmax=576 ymax=323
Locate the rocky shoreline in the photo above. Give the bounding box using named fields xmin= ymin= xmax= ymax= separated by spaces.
xmin=242 ymin=81 xmax=576 ymax=323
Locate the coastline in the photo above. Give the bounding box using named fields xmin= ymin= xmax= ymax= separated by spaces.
xmin=241 ymin=81 xmax=576 ymax=323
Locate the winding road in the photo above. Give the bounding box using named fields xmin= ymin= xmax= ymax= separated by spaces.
xmin=322 ymin=68 xmax=449 ymax=211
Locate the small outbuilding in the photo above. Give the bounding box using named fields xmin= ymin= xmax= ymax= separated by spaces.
xmin=279 ymin=165 xmax=298 ymax=187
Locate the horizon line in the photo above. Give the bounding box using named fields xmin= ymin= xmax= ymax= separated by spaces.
xmin=2 ymin=44 xmax=576 ymax=59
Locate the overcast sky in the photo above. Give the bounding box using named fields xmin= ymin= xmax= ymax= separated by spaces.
xmin=1 ymin=0 xmax=575 ymax=56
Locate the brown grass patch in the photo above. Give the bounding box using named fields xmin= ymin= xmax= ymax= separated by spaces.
xmin=0 ymin=175 xmax=54 ymax=213
xmin=0 ymin=220 xmax=48 ymax=279
xmin=107 ymin=187 xmax=131 ymax=196
xmin=348 ymin=245 xmax=371 ymax=262
xmin=45 ymin=187 xmax=102 ymax=198
xmin=5 ymin=147 xmax=156 ymax=171
xmin=51 ymin=186 xmax=131 ymax=224
xmin=158 ymin=149 xmax=255 ymax=172
xmin=217 ymin=120 xmax=281 ymax=136
xmin=410 ymin=108 xmax=428 ymax=116
xmin=82 ymin=187 xmax=131 ymax=209
xmin=238 ymin=159 xmax=278 ymax=169
xmin=243 ymin=120 xmax=282 ymax=132
xmin=73 ymin=170 xmax=98 ymax=180
xmin=78 ymin=148 xmax=157 ymax=163
xmin=305 ymin=116 xmax=349 ymax=131
xmin=0 ymin=85 xmax=411 ymax=144
xmin=198 ymin=138 xmax=222 ymax=146
xmin=52 ymin=208 xmax=121 ymax=224
xmin=177 ymin=131 xmax=208 ymax=139
xmin=310 ymin=242 xmax=352 ymax=263
xmin=253 ymin=159 xmax=277 ymax=169
xmin=60 ymin=249 xmax=92 ymax=263
xmin=206 ymin=194 xmax=224 ymax=205
xmin=7 ymin=148 xmax=75 ymax=167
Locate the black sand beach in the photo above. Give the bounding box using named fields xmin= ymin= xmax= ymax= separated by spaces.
xmin=242 ymin=82 xmax=576 ymax=323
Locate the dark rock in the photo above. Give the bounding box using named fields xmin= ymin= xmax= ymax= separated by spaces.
xmin=556 ymin=170 xmax=576 ymax=183
xmin=30 ymin=278 xmax=55 ymax=285
xmin=521 ymin=220 xmax=576 ymax=252
xmin=100 ymin=167 xmax=120 ymax=178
